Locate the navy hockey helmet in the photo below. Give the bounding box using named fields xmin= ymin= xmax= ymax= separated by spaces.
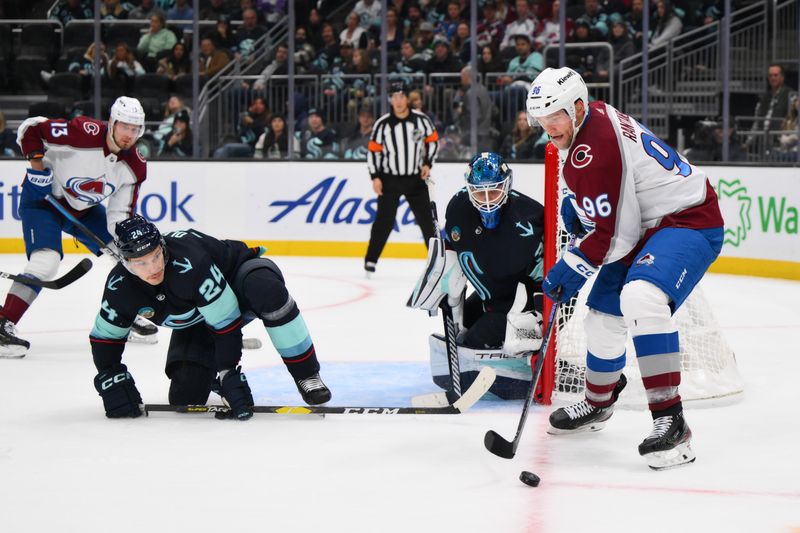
xmin=388 ymin=79 xmax=409 ymax=97
xmin=115 ymin=215 xmax=164 ymax=259
xmin=465 ymin=152 xmax=513 ymax=229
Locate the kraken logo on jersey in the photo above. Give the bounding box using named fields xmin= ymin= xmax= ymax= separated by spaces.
xmin=65 ymin=175 xmax=115 ymax=205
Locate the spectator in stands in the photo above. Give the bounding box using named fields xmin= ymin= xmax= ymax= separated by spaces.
xmin=307 ymin=8 xmax=325 ymax=51
xmin=129 ymin=0 xmax=165 ymax=20
xmin=436 ymin=1 xmax=462 ymax=41
xmin=200 ymin=0 xmax=230 ymax=20
xmin=409 ymin=89 xmax=442 ymax=133
xmin=454 ymin=66 xmax=495 ymax=151
xmin=258 ymin=0 xmax=286 ymax=27
xmin=500 ymin=0 xmax=539 ymax=52
xmin=252 ymin=42 xmax=289 ymax=91
xmin=343 ymin=107 xmax=375 ymax=160
xmin=158 ymin=108 xmax=193 ymax=158
xmin=146 ymin=95 xmax=189 ymax=149
xmin=609 ymin=18 xmax=635 ymax=68
xmin=100 ymin=0 xmax=132 ymax=20
xmin=382 ymin=7 xmax=404 ymax=56
xmin=451 ymin=21 xmax=472 ymax=64
xmin=777 ymin=95 xmax=799 ymax=161
xmin=293 ymin=26 xmax=316 ymax=73
xmin=213 ymin=96 xmax=272 ymax=158
xmin=396 ymin=40 xmax=427 ymax=78
xmin=414 ymin=22 xmax=437 ymax=62
xmin=157 ymin=42 xmax=191 ymax=81
xmin=426 ymin=37 xmax=463 ymax=75
xmin=295 ymin=108 xmax=341 ymax=159
xmin=536 ymin=0 xmax=573 ymax=51
xmin=354 ymin=0 xmax=381 ymax=29
xmin=495 ymin=0 xmax=514 ymax=24
xmin=492 ymin=33 xmax=542 ymax=120
xmin=51 ymin=0 xmax=93 ymax=25
xmin=477 ymin=0 xmax=506 ymax=49
xmin=501 ymin=110 xmax=539 ymax=160
xmin=576 ymin=0 xmax=609 ymax=39
xmin=685 ymin=120 xmax=747 ymax=162
xmin=107 ymin=42 xmax=144 ymax=89
xmin=231 ymin=0 xmax=265 ymax=24
xmin=199 ymin=37 xmax=231 ymax=78
xmin=341 ymin=11 xmax=368 ymax=49
xmin=754 ymin=63 xmax=797 ymax=132
xmin=650 ymin=0 xmax=683 ymax=48
xmin=234 ymin=9 xmax=268 ymax=62
xmin=137 ymin=14 xmax=178 ymax=60
xmin=0 ymin=111 xmax=21 ymax=157
xmin=479 ymin=44 xmax=505 ymax=75
xmin=567 ymin=20 xmax=610 ymax=82
xmin=310 ymin=22 xmax=340 ymax=73
xmin=255 ymin=114 xmax=288 ymax=159
xmin=626 ymin=0 xmax=645 ymax=50
xmin=167 ymin=0 xmax=195 ymax=31
xmin=405 ymin=4 xmax=425 ymax=42
xmin=66 ymin=42 xmax=108 ymax=88
xmin=207 ymin=16 xmax=235 ymax=51
xmin=437 ymin=125 xmax=472 ymax=159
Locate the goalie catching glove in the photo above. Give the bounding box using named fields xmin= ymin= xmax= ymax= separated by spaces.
xmin=407 ymin=237 xmax=467 ymax=313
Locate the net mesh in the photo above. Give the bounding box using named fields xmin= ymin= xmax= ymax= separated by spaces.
xmin=546 ymin=149 xmax=744 ymax=408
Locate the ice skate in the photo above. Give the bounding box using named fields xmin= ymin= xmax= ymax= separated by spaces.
xmin=548 ymin=374 xmax=627 ymax=434
xmin=295 ymin=372 xmax=332 ymax=405
xmin=128 ymin=315 xmax=158 ymax=344
xmin=638 ymin=412 xmax=696 ymax=470
xmin=364 ymin=261 xmax=376 ymax=279
xmin=0 ymin=317 xmax=29 ymax=358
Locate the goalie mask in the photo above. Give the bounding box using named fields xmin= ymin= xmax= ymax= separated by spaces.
xmin=465 ymin=152 xmax=512 ymax=230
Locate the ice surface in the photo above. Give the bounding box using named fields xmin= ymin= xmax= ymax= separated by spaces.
xmin=1 ymin=254 xmax=798 ymax=533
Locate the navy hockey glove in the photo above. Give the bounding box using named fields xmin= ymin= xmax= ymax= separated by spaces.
xmin=23 ymin=168 xmax=53 ymax=200
xmin=94 ymin=363 xmax=143 ymax=418
xmin=561 ymin=195 xmax=587 ymax=237
xmin=218 ymin=366 xmax=254 ymax=421
xmin=542 ymin=249 xmax=598 ymax=303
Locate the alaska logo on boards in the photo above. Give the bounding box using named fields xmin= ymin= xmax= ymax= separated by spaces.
xmin=268 ymin=176 xmax=418 ymax=230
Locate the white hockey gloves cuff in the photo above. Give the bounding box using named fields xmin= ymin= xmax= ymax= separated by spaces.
xmin=408 ymin=237 xmax=467 ymax=313
xmin=503 ymin=284 xmax=544 ymax=355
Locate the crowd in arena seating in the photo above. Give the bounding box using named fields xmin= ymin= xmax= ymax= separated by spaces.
xmin=0 ymin=0 xmax=796 ymax=162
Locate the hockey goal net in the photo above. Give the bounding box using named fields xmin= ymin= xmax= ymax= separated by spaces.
xmin=538 ymin=143 xmax=743 ymax=408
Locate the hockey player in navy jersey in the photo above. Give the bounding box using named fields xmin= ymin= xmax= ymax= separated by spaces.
xmin=409 ymin=152 xmax=546 ymax=399
xmin=90 ymin=216 xmax=331 ymax=420
xmin=0 ymin=96 xmax=157 ymax=358
xmin=527 ymin=67 xmax=725 ymax=469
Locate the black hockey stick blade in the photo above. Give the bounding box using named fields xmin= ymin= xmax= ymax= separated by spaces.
xmin=0 ymin=258 xmax=93 ymax=289
xmin=483 ymin=430 xmax=517 ymax=459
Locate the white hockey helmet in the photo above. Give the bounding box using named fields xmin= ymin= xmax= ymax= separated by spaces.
xmin=526 ymin=67 xmax=589 ymax=128
xmin=109 ymin=96 xmax=146 ymax=140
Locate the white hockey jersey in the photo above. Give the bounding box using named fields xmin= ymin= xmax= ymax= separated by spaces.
xmin=17 ymin=115 xmax=147 ymax=236
xmin=559 ymin=101 xmax=724 ymax=266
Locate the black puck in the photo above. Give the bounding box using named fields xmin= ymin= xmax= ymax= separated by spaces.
xmin=519 ymin=470 xmax=540 ymax=487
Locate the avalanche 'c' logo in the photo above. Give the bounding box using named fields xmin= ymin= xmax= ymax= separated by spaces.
xmin=570 ymin=144 xmax=593 ymax=169
xmin=65 ymin=175 xmax=116 ymax=205
xmin=83 ymin=121 xmax=100 ymax=136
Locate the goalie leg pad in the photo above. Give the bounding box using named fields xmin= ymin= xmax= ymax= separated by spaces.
xmin=408 ymin=238 xmax=466 ymax=312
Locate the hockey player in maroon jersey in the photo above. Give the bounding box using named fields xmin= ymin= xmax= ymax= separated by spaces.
xmin=0 ymin=96 xmax=157 ymax=358
xmin=526 ymin=67 xmax=725 ymax=470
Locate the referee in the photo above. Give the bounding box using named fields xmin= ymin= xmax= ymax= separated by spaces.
xmin=365 ymin=80 xmax=439 ymax=276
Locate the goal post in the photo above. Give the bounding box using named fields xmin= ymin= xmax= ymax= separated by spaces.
xmin=537 ymin=143 xmax=744 ymax=408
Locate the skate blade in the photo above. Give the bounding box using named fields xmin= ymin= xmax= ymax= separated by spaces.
xmin=127 ymin=331 xmax=158 ymax=344
xmin=0 ymin=346 xmax=27 ymax=358
xmin=644 ymin=442 xmax=696 ymax=470
xmin=547 ymin=420 xmax=607 ymax=435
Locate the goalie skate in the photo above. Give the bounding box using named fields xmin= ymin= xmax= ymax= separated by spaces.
xmin=548 ymin=374 xmax=627 ymax=434
xmin=638 ymin=413 xmax=696 ymax=470
xmin=128 ymin=316 xmax=158 ymax=344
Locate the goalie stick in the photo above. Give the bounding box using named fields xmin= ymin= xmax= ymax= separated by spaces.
xmin=146 ymin=366 xmax=496 ymax=416
xmin=0 ymin=258 xmax=93 ymax=290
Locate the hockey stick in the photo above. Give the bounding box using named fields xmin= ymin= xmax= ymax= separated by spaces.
xmin=483 ymin=299 xmax=559 ymax=459
xmin=146 ymin=366 xmax=496 ymax=416
xmin=0 ymin=258 xmax=93 ymax=290
xmin=426 ymin=178 xmax=463 ymax=402
xmin=483 ymin=234 xmax=577 ymax=459
xmin=44 ymin=194 xmax=123 ymax=260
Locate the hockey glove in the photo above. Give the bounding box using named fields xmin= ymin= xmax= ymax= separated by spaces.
xmin=93 ymin=363 xmax=143 ymax=418
xmin=407 ymin=237 xmax=466 ymax=314
xmin=542 ymin=249 xmax=598 ymax=303
xmin=503 ymin=284 xmax=543 ymax=355
xmin=23 ymin=168 xmax=53 ymax=200
xmin=561 ymin=195 xmax=587 ymax=237
xmin=218 ymin=366 xmax=254 ymax=421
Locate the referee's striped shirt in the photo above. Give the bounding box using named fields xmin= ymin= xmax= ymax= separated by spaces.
xmin=367 ymin=109 xmax=439 ymax=178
